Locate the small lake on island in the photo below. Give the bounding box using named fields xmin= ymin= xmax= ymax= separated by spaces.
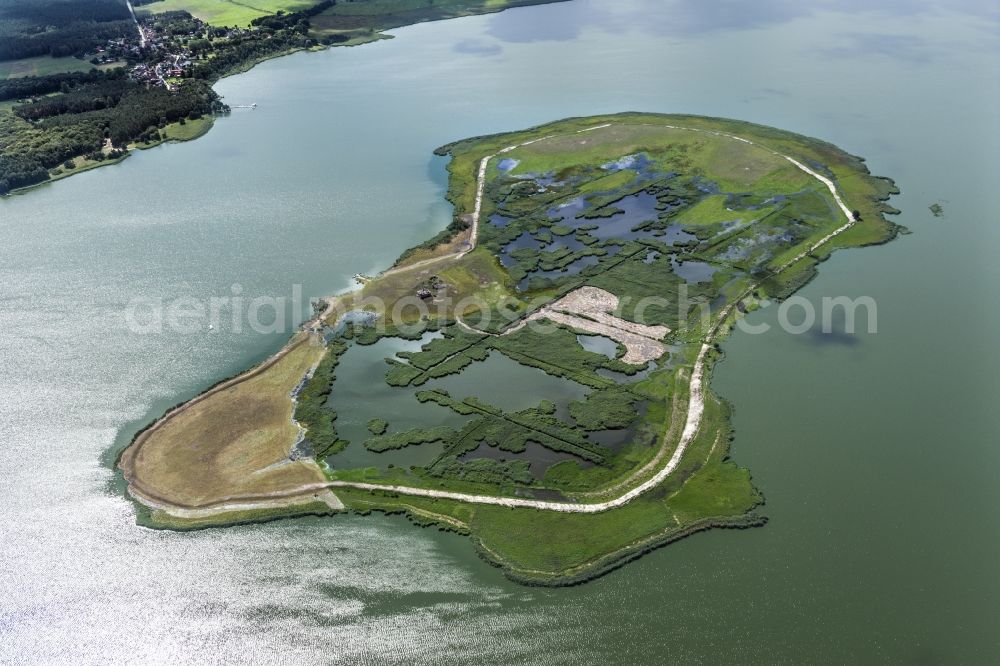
xmin=324 ymin=341 xmax=591 ymax=471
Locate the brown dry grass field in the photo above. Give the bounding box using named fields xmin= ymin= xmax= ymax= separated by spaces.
xmin=120 ymin=332 xmax=327 ymax=508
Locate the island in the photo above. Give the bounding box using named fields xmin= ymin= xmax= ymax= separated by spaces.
xmin=118 ymin=113 xmax=901 ymax=585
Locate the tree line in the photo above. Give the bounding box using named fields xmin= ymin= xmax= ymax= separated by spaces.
xmin=1 ymin=79 xmax=224 ymax=194
xmin=0 ymin=0 xmax=135 ymax=61
xmin=0 ymin=2 xmax=341 ymax=194
xmin=0 ymin=69 xmax=125 ymax=102
xmin=184 ymin=2 xmax=336 ymax=82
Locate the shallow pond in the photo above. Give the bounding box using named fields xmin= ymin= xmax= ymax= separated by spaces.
xmin=459 ymin=440 xmax=588 ymax=479
xmin=576 ymin=334 xmax=621 ymax=359
xmin=671 ymin=256 xmax=720 ymax=284
xmin=325 ymin=343 xmax=592 ymax=470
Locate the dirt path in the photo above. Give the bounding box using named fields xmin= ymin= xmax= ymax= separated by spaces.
xmin=310 ymin=123 xmax=858 ymax=512
xmin=375 ymin=133 xmax=557 ymax=278
xmin=138 ymin=121 xmax=858 ymax=517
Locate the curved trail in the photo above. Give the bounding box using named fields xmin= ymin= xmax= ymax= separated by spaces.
xmin=321 ymin=338 xmax=709 ymax=513
xmin=358 ymin=134 xmax=555 ymax=283
xmin=308 ymin=133 xmax=560 ymax=326
xmin=311 ymin=123 xmax=856 ymax=512
xmin=141 ymin=122 xmax=857 ymax=516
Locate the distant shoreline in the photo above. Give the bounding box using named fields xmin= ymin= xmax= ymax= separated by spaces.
xmin=2 ymin=0 xmax=570 ymax=197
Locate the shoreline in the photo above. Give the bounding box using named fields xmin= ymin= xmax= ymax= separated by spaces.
xmin=1 ymin=0 xmax=570 ymax=199
xmin=112 ymin=111 xmax=902 ymax=582
xmin=117 ymin=115 xmax=894 ymax=517
xmin=4 ymin=115 xmax=216 ymax=197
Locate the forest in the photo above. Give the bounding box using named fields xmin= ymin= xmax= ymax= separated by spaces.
xmin=0 ymin=0 xmax=135 ymax=60
xmin=0 ymin=78 xmax=224 ymax=194
xmin=0 ymin=1 xmax=329 ymax=194
xmin=0 ymin=69 xmax=122 ymax=102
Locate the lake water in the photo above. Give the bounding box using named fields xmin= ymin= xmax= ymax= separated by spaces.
xmin=1 ymin=0 xmax=998 ymax=662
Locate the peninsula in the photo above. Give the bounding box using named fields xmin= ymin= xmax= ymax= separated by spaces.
xmin=118 ymin=113 xmax=900 ymax=585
